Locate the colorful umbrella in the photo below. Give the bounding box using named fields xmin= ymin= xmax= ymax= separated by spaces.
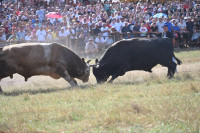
xmin=46 ymin=12 xmax=63 ymax=18
xmin=153 ymin=13 xmax=167 ymax=18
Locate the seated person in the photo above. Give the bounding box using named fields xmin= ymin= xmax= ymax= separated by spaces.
xmin=150 ymin=22 xmax=158 ymax=38
xmin=95 ymin=33 xmax=105 ymax=52
xmin=104 ymin=35 xmax=114 ymax=48
xmin=162 ymin=24 xmax=174 ymax=46
xmin=139 ymin=23 xmax=148 ymax=37
xmin=132 ymin=21 xmax=140 ymax=37
xmin=85 ymin=38 xmax=98 ymax=58
xmin=122 ymin=22 xmax=131 ymax=39
xmin=172 ymin=22 xmax=181 ymax=48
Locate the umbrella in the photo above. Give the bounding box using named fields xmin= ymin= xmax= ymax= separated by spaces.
xmin=46 ymin=12 xmax=63 ymax=18
xmin=153 ymin=13 xmax=167 ymax=18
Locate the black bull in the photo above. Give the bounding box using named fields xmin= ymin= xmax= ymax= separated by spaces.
xmin=92 ymin=38 xmax=182 ymax=83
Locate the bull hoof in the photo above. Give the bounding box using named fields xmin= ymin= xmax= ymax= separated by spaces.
xmin=70 ymin=81 xmax=78 ymax=87
xmin=108 ymin=80 xmax=113 ymax=83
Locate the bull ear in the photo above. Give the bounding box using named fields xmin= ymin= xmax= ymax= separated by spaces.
xmin=95 ymin=59 xmax=99 ymax=64
xmin=77 ymin=69 xmax=83 ymax=75
xmin=82 ymin=58 xmax=85 ymax=63
xmin=87 ymin=60 xmax=91 ymax=64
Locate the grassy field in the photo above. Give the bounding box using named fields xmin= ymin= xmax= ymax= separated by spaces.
xmin=0 ymin=49 xmax=200 ymax=133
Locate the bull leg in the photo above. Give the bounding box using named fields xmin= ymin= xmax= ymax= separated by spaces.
xmin=55 ymin=67 xmax=77 ymax=86
xmin=108 ymin=67 xmax=126 ymax=83
xmin=63 ymin=71 xmax=77 ymax=86
xmin=168 ymin=62 xmax=177 ymax=78
xmin=160 ymin=61 xmax=177 ymax=78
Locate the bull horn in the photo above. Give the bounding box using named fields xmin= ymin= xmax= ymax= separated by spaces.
xmin=87 ymin=60 xmax=91 ymax=64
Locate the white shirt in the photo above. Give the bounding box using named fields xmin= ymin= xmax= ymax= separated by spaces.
xmin=114 ymin=22 xmax=124 ymax=32
xmin=105 ymin=37 xmax=113 ymax=46
xmin=47 ymin=34 xmax=53 ymax=40
xmin=101 ymin=27 xmax=109 ymax=37
xmin=36 ymin=30 xmax=46 ymax=41
xmin=25 ymin=35 xmax=31 ymax=41
xmin=85 ymin=42 xmax=97 ymax=52
xmin=178 ymin=22 xmax=186 ymax=30
xmin=139 ymin=27 xmax=148 ymax=36
xmin=59 ymin=31 xmax=68 ymax=37
xmin=95 ymin=37 xmax=105 ymax=44
xmin=156 ymin=21 xmax=165 ymax=33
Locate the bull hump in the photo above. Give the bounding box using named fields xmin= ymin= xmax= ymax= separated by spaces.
xmin=41 ymin=45 xmax=52 ymax=64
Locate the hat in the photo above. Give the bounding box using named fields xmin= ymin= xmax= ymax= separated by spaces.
xmin=89 ymin=38 xmax=93 ymax=41
xmin=162 ymin=24 xmax=168 ymax=28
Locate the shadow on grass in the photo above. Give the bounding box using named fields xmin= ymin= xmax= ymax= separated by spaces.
xmin=0 ymin=84 xmax=96 ymax=97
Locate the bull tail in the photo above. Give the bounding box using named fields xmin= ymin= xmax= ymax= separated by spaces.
xmin=173 ymin=54 xmax=182 ymax=65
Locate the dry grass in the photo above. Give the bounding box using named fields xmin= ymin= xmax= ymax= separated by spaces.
xmin=0 ymin=49 xmax=200 ymax=133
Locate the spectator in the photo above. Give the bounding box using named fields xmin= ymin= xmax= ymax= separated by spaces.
xmin=122 ymin=22 xmax=131 ymax=39
xmin=109 ymin=26 xmax=121 ymax=42
xmin=0 ymin=30 xmax=7 ymax=47
xmin=178 ymin=18 xmax=188 ymax=46
xmin=58 ymin=27 xmax=68 ymax=44
xmin=85 ymin=38 xmax=98 ymax=58
xmin=25 ymin=32 xmax=32 ymax=42
xmin=36 ymin=26 xmax=46 ymax=42
xmin=132 ymin=21 xmax=140 ymax=37
xmin=150 ymin=22 xmax=158 ymax=38
xmin=139 ymin=23 xmax=148 ymax=37
xmin=186 ymin=17 xmax=194 ymax=43
xmin=172 ymin=22 xmax=181 ymax=48
xmin=157 ymin=17 xmax=165 ymax=37
xmin=104 ymin=35 xmax=113 ymax=48
xmin=16 ymin=26 xmax=26 ymax=43
xmin=113 ymin=18 xmax=124 ymax=32
xmin=126 ymin=32 xmax=134 ymax=39
xmin=46 ymin=29 xmax=53 ymax=42
xmin=165 ymin=18 xmax=173 ymax=32
xmin=95 ymin=33 xmax=105 ymax=52
xmin=101 ymin=23 xmax=109 ymax=38
xmin=162 ymin=24 xmax=174 ymax=42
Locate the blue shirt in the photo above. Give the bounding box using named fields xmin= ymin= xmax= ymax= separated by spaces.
xmin=164 ymin=22 xmax=173 ymax=32
xmin=173 ymin=26 xmax=180 ymax=31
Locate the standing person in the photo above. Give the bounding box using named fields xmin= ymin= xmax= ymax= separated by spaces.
xmin=156 ymin=17 xmax=165 ymax=37
xmin=0 ymin=30 xmax=7 ymax=47
xmin=101 ymin=23 xmax=109 ymax=38
xmin=58 ymin=27 xmax=68 ymax=44
xmin=85 ymin=38 xmax=98 ymax=58
xmin=36 ymin=6 xmax=45 ymax=23
xmin=16 ymin=26 xmax=26 ymax=43
xmin=36 ymin=26 xmax=46 ymax=42
xmin=113 ymin=18 xmax=124 ymax=32
xmin=186 ymin=17 xmax=194 ymax=44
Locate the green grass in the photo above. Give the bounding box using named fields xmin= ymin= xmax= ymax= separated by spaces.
xmin=0 ymin=49 xmax=200 ymax=133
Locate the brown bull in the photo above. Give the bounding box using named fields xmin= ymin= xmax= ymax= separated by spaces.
xmin=0 ymin=43 xmax=91 ymax=92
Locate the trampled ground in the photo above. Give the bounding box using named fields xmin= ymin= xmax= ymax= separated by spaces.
xmin=0 ymin=49 xmax=200 ymax=133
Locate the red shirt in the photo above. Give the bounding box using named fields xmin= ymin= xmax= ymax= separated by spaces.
xmin=145 ymin=24 xmax=151 ymax=32
xmin=184 ymin=5 xmax=189 ymax=9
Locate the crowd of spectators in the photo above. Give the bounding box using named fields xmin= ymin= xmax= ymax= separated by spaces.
xmin=0 ymin=0 xmax=199 ymax=57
